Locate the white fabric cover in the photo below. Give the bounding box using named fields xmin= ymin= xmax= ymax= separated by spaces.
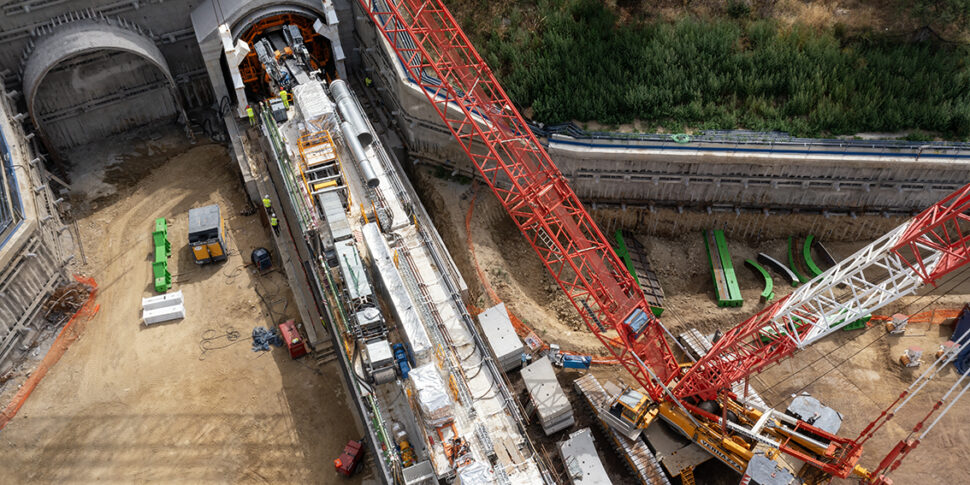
xmin=362 ymin=222 xmax=432 ymax=360
xmin=411 ymin=364 xmax=454 ymax=427
xmin=456 ymin=461 xmax=493 ymax=485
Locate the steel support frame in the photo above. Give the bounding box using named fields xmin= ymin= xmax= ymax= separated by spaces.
xmin=357 ymin=0 xmax=679 ymax=395
xmin=677 ymin=184 xmax=970 ymax=402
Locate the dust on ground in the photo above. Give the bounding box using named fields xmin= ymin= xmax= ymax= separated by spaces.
xmin=415 ymin=165 xmax=970 ymax=484
xmin=0 ymin=128 xmax=365 ymax=484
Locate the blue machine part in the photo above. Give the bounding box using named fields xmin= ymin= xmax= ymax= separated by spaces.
xmin=624 ymin=308 xmax=650 ymax=337
xmin=393 ymin=343 xmax=411 ymax=379
xmin=251 ymin=247 xmax=272 ymax=271
xmin=561 ymin=354 xmax=592 ymax=370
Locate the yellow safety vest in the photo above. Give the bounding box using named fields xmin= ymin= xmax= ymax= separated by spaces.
xmin=246 ymin=107 xmax=254 ymax=118
xmin=270 ymin=217 xmax=278 ymax=226
xmin=262 ymin=198 xmax=271 ymax=208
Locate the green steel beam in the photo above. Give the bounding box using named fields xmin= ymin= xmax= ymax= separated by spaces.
xmin=704 ymin=230 xmax=743 ymax=307
xmin=152 ymin=218 xmax=171 ymax=292
xmin=614 ymin=230 xmax=665 ymax=316
xmin=613 ymin=230 xmax=641 ymax=286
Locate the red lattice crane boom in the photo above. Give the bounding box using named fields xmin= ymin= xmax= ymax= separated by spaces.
xmin=356 ymin=0 xmax=679 ymax=398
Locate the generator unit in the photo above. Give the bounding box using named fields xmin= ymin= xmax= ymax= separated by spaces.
xmin=188 ymin=204 xmax=227 ymax=264
xmin=364 ymin=337 xmax=396 ymax=384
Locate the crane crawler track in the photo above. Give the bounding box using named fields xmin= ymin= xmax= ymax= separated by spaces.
xmin=574 ymin=374 xmax=671 ymax=485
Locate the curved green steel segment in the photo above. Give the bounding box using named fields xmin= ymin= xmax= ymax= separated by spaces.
xmin=744 ymin=259 xmax=775 ymax=301
xmin=802 ymin=235 xmax=824 ymax=277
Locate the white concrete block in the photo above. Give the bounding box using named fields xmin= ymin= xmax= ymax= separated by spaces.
xmin=141 ymin=290 xmax=183 ymax=311
xmin=143 ymin=304 xmax=185 ymax=325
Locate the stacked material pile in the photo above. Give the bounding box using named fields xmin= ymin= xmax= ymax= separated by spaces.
xmin=521 ymin=356 xmax=574 ymax=435
xmin=558 ymin=428 xmax=612 ymax=485
xmin=478 ymin=303 xmax=524 ymax=372
xmin=293 ymin=80 xmax=337 ymax=130
xmin=141 ymin=290 xmax=185 ymax=325
xmin=411 ymin=364 xmax=454 ymax=427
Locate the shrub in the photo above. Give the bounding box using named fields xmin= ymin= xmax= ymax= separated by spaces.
xmin=476 ymin=0 xmax=970 ymax=138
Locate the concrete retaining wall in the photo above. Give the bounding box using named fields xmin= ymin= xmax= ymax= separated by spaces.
xmin=0 ymin=85 xmax=72 ymax=372
xmin=22 ymin=21 xmax=184 ymax=151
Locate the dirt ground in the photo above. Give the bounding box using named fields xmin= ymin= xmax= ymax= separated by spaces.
xmin=0 ymin=126 xmax=365 ymax=484
xmin=414 ymin=166 xmax=970 ymax=484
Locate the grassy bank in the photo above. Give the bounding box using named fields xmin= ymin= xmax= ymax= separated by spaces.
xmin=462 ymin=0 xmax=970 ymax=138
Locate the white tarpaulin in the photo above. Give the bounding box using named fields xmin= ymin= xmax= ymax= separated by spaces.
xmin=456 ymin=461 xmax=493 ymax=485
xmin=411 ymin=364 xmax=454 ymax=427
xmin=362 ymin=222 xmax=432 ymax=360
xmin=293 ymin=80 xmax=336 ymax=127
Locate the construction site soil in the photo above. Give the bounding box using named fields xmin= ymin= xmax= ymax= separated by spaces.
xmin=0 ymin=127 xmax=366 ymax=484
xmin=1 ymin=126 xmax=965 ymax=484
xmin=414 ymin=166 xmax=970 ymax=485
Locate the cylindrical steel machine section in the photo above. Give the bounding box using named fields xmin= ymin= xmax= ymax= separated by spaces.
xmin=330 ymin=79 xmax=373 ymax=146
xmin=341 ymin=121 xmax=380 ymax=188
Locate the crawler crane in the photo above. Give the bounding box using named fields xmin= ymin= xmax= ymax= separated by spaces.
xmin=355 ymin=0 xmax=970 ymax=482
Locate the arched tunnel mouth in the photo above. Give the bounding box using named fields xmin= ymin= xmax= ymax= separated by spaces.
xmin=21 ymin=21 xmax=189 ymax=164
xmin=221 ymin=11 xmax=337 ymax=105
xmin=32 ymin=48 xmax=181 ymax=153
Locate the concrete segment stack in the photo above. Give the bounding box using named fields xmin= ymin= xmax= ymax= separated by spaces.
xmin=521 ymin=356 xmax=574 ymax=435
xmin=478 ymin=302 xmax=524 ymax=372
xmin=558 ymin=428 xmax=612 ymax=485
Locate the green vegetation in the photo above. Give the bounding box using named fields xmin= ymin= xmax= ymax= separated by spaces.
xmin=910 ymin=0 xmax=970 ymax=27
xmin=473 ymin=0 xmax=970 ymax=138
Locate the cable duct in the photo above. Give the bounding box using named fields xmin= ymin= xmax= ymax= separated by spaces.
xmin=341 ymin=121 xmax=380 ymax=188
xmin=330 ymin=79 xmax=373 ymax=145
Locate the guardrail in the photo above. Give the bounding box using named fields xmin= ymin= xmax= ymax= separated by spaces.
xmin=527 ymin=120 xmax=970 ymax=152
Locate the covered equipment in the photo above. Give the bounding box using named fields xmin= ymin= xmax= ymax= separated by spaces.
xmin=188 ymin=204 xmax=227 ymax=264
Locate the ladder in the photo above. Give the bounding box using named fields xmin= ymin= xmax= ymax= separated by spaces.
xmin=680 ymin=466 xmax=696 ymax=485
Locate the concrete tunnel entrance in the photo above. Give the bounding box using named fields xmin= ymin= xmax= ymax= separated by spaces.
xmin=22 ymin=20 xmax=188 ymax=159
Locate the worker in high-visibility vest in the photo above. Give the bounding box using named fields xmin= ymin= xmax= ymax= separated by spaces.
xmin=270 ymin=214 xmax=279 ymax=235
xmin=280 ymin=88 xmax=290 ymax=109
xmin=262 ymin=195 xmax=272 ymax=209
xmin=246 ymin=105 xmax=255 ymax=126
xmin=365 ymin=77 xmax=372 ymax=87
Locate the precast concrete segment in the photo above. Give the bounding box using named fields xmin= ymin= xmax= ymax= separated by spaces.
xmin=22 ymin=21 xmax=185 ymax=151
